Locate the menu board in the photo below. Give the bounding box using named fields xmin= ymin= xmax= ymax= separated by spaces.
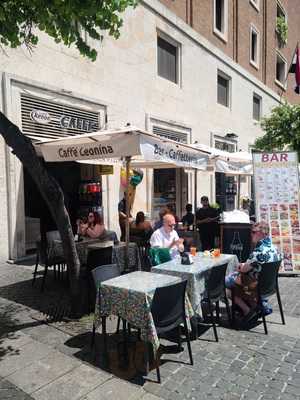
xmin=253 ymin=152 xmax=300 ymax=273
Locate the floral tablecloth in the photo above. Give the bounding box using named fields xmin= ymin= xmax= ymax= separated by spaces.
xmin=94 ymin=271 xmax=193 ymax=353
xmin=51 ymin=239 xmax=140 ymax=271
xmin=152 ymin=253 xmax=239 ymax=315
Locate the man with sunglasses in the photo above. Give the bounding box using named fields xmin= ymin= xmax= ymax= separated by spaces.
xmin=225 ymin=221 xmax=280 ymax=325
xmin=150 ymin=214 xmax=184 ymax=259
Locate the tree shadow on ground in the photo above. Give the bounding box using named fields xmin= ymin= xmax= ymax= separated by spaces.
xmin=0 ymin=271 xmax=72 ymax=319
xmin=0 ymin=306 xmax=45 ymax=362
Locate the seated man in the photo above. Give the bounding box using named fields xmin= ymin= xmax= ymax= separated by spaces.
xmin=225 ymin=221 xmax=280 ymax=324
xmin=150 ymin=214 xmax=184 ymax=259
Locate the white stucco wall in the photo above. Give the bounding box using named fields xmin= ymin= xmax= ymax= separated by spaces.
xmin=0 ymin=0 xmax=280 ymax=259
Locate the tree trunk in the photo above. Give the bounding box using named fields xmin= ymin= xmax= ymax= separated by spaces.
xmin=0 ymin=111 xmax=81 ymax=316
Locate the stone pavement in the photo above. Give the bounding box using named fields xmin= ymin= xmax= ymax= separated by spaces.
xmin=0 ymin=260 xmax=300 ymax=400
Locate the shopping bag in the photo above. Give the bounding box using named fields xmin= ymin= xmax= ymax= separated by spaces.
xmin=149 ymin=248 xmax=171 ymax=266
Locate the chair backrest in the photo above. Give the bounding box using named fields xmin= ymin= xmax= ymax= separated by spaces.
xmin=149 ymin=247 xmax=171 ymax=266
xmin=87 ymin=248 xmax=113 ymax=269
xmin=137 ymin=242 xmax=152 ymax=271
xmin=205 ymin=263 xmax=228 ymax=302
xmin=151 ymin=280 xmax=187 ymax=330
xmin=257 ymin=260 xmax=282 ymax=297
xmin=91 ymin=264 xmax=120 ymax=288
xmin=46 ymin=230 xmax=61 ymax=242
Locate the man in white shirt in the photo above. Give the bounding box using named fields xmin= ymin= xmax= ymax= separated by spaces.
xmin=150 ymin=214 xmax=183 ymax=259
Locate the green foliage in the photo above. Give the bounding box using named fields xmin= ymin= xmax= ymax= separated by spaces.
xmin=254 ymin=103 xmax=300 ymax=157
xmin=0 ymin=0 xmax=139 ymax=61
xmin=276 ymin=16 xmax=288 ymax=46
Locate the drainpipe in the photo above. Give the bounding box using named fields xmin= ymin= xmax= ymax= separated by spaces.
xmin=1 ymin=75 xmax=13 ymax=260
xmin=235 ymin=0 xmax=239 ymax=62
xmin=190 ymin=0 xmax=193 ymax=28
xmin=263 ymin=0 xmax=267 ymax=84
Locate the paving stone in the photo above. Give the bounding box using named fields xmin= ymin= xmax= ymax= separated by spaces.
xmin=0 ymin=378 xmax=34 ymax=400
xmin=8 ymin=350 xmax=81 ymax=393
xmin=0 ymin=338 xmax=53 ymax=377
xmin=85 ymin=378 xmax=144 ymax=400
xmin=141 ymin=394 xmax=163 ymax=400
xmin=33 ymin=364 xmax=111 ymax=400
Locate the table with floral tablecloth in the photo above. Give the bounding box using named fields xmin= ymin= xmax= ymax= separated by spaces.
xmin=152 ymin=252 xmax=239 ymax=315
xmin=94 ymin=271 xmax=194 ymax=353
xmin=51 ymin=239 xmax=140 ymax=271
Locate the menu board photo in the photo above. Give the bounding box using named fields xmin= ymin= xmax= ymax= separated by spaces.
xmin=253 ymin=152 xmax=300 ymax=273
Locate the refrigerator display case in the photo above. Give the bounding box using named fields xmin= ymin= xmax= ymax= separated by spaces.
xmin=78 ymin=180 xmax=103 ymax=219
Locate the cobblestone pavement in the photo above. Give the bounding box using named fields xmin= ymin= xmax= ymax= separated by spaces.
xmin=0 ymin=260 xmax=300 ymax=400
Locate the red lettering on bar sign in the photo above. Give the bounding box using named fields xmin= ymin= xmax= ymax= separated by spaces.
xmin=261 ymin=153 xmax=288 ymax=162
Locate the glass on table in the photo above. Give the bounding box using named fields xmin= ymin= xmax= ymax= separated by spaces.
xmin=212 ymin=248 xmax=221 ymax=257
xmin=190 ymin=246 xmax=197 ymax=256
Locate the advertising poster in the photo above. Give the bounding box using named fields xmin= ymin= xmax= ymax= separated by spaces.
xmin=253 ymin=152 xmax=300 ymax=273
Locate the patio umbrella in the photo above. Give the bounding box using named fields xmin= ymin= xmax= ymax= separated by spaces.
xmin=35 ymin=126 xmax=211 ymax=267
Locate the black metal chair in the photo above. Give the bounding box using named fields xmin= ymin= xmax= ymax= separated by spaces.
xmin=32 ymin=239 xmax=66 ymax=292
xmin=90 ymin=264 xmax=121 ymax=349
xmin=201 ymin=263 xmax=231 ymax=342
xmin=256 ymin=260 xmax=285 ymax=334
xmin=137 ymin=241 xmax=152 ymax=272
xmin=87 ymin=247 xmax=113 ymax=270
xmin=150 ymin=280 xmax=193 ymax=383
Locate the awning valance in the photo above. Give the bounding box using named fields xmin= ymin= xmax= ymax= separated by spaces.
xmin=35 ymin=126 xmax=210 ymax=170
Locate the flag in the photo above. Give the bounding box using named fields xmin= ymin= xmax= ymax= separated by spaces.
xmin=289 ymin=44 xmax=300 ymax=94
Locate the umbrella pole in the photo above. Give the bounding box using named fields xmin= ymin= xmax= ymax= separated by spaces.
xmin=125 ymin=156 xmax=131 ymax=271
xmin=237 ymin=175 xmax=241 ymax=209
xmin=194 ymin=169 xmax=197 ymax=225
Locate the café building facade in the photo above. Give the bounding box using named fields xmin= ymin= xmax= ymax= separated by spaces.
xmin=0 ymin=0 xmax=281 ymax=261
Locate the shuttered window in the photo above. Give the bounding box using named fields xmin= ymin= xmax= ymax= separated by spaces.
xmin=157 ymin=36 xmax=178 ymax=84
xmin=217 ymin=73 xmax=230 ymax=107
xmin=253 ymin=94 xmax=261 ymax=121
xmin=21 ymin=94 xmax=101 ymax=141
xmin=153 ymin=126 xmax=187 ymax=143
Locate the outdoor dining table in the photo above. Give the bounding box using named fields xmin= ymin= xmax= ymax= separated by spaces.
xmin=152 ymin=252 xmax=239 ymax=315
xmin=51 ymin=239 xmax=141 ymax=271
xmin=94 ymin=271 xmax=194 ymax=359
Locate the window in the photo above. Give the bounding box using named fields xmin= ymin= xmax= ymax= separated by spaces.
xmin=215 ymin=139 xmax=237 ymax=153
xmin=217 ymin=71 xmax=231 ymax=107
xmin=253 ymin=94 xmax=262 ymax=121
xmin=250 ymin=0 xmax=260 ymax=12
xmin=157 ymin=34 xmax=179 ymax=84
xmin=213 ymin=0 xmax=228 ymax=41
xmin=275 ymin=52 xmax=287 ymax=87
xmin=250 ymin=26 xmax=259 ymax=68
xmin=277 ymin=2 xmax=286 ymax=21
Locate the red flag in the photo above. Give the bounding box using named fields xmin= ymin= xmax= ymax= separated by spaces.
xmin=295 ymin=45 xmax=300 ymax=93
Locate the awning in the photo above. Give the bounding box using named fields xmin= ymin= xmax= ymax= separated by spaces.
xmin=35 ymin=126 xmax=210 ymax=170
xmin=194 ymin=143 xmax=253 ymax=175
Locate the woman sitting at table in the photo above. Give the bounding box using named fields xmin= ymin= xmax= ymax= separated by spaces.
xmin=77 ymin=211 xmax=106 ymax=239
xmin=130 ymin=211 xmax=153 ymax=242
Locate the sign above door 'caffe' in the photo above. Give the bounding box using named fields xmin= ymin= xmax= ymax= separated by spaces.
xmin=60 ymin=115 xmax=98 ymax=131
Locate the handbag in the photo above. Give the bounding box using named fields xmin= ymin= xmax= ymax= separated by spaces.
xmin=149 ymin=247 xmax=171 ymax=266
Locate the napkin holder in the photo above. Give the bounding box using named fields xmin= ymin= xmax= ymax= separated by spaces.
xmin=181 ymin=252 xmax=193 ymax=265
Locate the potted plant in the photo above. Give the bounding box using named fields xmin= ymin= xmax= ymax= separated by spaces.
xmin=276 ymin=15 xmax=288 ymax=47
